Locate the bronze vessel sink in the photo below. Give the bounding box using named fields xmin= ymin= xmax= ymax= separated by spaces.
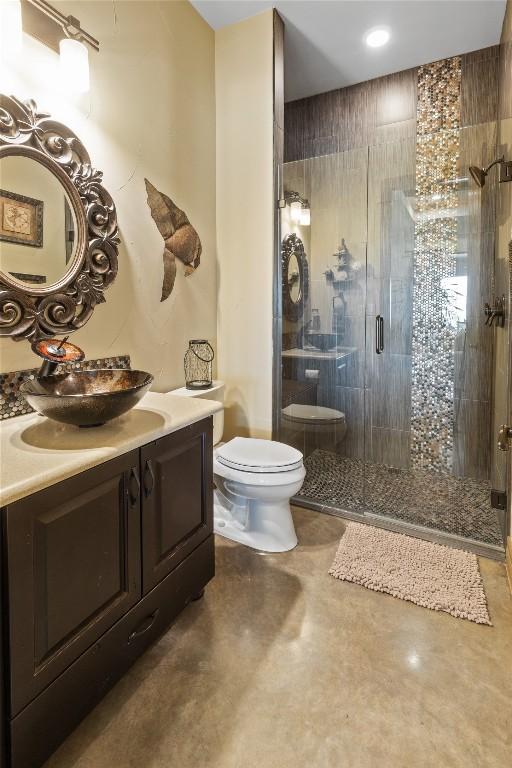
xmin=20 ymin=369 xmax=154 ymax=427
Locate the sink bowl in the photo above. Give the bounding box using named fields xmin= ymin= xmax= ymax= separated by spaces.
xmin=306 ymin=332 xmax=338 ymax=352
xmin=20 ymin=369 xmax=154 ymax=427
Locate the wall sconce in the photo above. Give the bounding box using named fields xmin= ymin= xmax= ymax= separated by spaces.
xmin=59 ymin=38 xmax=90 ymax=93
xmin=0 ymin=1 xmax=23 ymax=56
xmin=282 ymin=191 xmax=310 ymax=226
xmin=290 ymin=199 xmax=302 ymax=222
xmin=20 ymin=0 xmax=99 ymax=93
xmin=299 ymin=201 xmax=310 ymax=226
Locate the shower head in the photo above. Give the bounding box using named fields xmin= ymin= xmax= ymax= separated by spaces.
xmin=469 ymin=165 xmax=487 ymax=188
xmin=469 ymin=156 xmax=512 ymax=188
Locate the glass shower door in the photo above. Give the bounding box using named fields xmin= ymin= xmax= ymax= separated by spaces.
xmin=363 ymin=137 xmax=416 ymax=516
xmin=363 ymin=128 xmax=504 ymax=548
xmin=280 ymin=148 xmax=368 ymax=515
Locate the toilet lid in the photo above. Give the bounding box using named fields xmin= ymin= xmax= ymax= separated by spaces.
xmin=281 ymin=403 xmax=346 ymax=425
xmin=216 ymin=437 xmax=303 ymax=473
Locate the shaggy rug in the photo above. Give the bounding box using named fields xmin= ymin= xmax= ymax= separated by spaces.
xmin=329 ymin=522 xmax=492 ymax=625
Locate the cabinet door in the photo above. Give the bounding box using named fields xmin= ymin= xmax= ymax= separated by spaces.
xmin=5 ymin=450 xmax=142 ymax=716
xmin=141 ymin=417 xmax=213 ymax=594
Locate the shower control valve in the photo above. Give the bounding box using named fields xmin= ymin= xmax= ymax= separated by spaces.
xmin=484 ymin=296 xmax=505 ymax=328
xmin=497 ymin=424 xmax=512 ymax=452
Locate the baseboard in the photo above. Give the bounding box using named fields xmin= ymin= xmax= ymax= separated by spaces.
xmin=506 ymin=537 xmax=512 ymax=596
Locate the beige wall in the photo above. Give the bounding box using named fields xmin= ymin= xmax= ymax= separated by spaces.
xmin=0 ymin=0 xmax=216 ymax=391
xmin=215 ymin=10 xmax=275 ymax=439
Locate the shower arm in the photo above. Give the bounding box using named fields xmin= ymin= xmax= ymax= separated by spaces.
xmin=483 ymin=157 xmax=505 ymax=175
xmin=485 ymin=156 xmax=512 ymax=183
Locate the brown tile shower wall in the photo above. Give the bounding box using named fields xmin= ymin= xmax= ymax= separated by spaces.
xmin=284 ymin=48 xmax=499 ymax=475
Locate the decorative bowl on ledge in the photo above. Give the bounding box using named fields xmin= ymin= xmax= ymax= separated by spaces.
xmin=20 ymin=369 xmax=153 ymax=428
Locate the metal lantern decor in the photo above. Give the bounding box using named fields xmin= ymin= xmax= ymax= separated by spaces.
xmin=184 ymin=340 xmax=214 ymax=390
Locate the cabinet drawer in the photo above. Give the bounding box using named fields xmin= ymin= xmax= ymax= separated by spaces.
xmin=9 ymin=536 xmax=214 ymax=768
xmin=5 ymin=450 xmax=142 ymax=716
xmin=141 ymin=417 xmax=213 ymax=593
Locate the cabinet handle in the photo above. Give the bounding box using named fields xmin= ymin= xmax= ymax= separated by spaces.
xmin=379 ymin=315 xmax=384 ymax=353
xmin=128 ymin=468 xmax=140 ymax=505
xmin=127 ymin=609 xmax=160 ymax=643
xmin=143 ymin=459 xmax=155 ymax=498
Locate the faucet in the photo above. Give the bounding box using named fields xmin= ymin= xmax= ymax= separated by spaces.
xmin=31 ymin=337 xmax=85 ymax=377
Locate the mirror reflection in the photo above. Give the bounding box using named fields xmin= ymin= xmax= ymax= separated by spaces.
xmin=288 ymin=253 xmax=301 ymax=303
xmin=0 ymin=155 xmax=77 ymax=288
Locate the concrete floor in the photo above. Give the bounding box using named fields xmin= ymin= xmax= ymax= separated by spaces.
xmin=46 ymin=507 xmax=512 ymax=768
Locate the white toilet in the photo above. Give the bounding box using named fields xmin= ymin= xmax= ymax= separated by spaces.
xmin=172 ymin=381 xmax=305 ymax=552
xmin=281 ymin=403 xmax=347 ymax=452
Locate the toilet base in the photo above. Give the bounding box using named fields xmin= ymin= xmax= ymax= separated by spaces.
xmin=214 ymin=492 xmax=298 ymax=553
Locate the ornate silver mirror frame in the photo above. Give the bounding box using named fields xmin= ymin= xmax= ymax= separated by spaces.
xmin=0 ymin=95 xmax=119 ymax=341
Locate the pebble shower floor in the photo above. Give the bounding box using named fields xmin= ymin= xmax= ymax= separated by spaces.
xmin=298 ymin=450 xmax=503 ymax=547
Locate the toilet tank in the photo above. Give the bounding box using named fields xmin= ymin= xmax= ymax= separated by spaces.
xmin=171 ymin=380 xmax=225 ymax=445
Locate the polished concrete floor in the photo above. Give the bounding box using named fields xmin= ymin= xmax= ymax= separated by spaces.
xmin=46 ymin=508 xmax=512 ymax=768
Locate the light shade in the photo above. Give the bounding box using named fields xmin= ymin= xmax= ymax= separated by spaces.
xmin=0 ymin=0 xmax=22 ymax=58
xmin=299 ymin=206 xmax=310 ymax=226
xmin=59 ymin=38 xmax=90 ymax=93
xmin=290 ymin=200 xmax=302 ymax=222
xmin=365 ymin=28 xmax=390 ymax=48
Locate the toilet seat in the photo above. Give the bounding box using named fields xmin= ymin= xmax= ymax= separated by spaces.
xmin=215 ymin=436 xmax=303 ymax=474
xmin=282 ymin=403 xmax=346 ymax=426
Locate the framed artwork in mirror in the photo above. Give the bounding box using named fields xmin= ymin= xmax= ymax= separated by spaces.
xmin=0 ymin=189 xmax=43 ymax=247
xmin=8 ymin=272 xmax=46 ymax=284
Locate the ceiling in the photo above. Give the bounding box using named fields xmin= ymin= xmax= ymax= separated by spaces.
xmin=191 ymin=0 xmax=506 ymax=101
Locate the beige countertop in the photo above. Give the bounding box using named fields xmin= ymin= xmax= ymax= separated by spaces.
xmin=0 ymin=392 xmax=222 ymax=508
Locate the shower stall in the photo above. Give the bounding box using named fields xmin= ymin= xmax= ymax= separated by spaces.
xmin=275 ymin=56 xmax=508 ymax=556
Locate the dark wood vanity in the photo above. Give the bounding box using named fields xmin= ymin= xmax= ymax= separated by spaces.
xmin=0 ymin=416 xmax=214 ymax=768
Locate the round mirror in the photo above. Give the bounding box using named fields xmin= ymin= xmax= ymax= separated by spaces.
xmin=282 ymin=233 xmax=309 ymax=322
xmin=0 ymin=154 xmax=78 ymax=289
xmin=0 ymin=95 xmax=119 ymax=341
xmin=287 ymin=252 xmax=301 ymax=303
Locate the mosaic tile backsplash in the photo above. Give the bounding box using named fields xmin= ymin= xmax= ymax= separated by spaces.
xmin=411 ymin=57 xmax=462 ymax=472
xmin=0 ymin=355 xmax=131 ymax=421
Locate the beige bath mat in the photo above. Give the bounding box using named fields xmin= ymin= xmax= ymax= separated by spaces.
xmin=329 ymin=522 xmax=491 ymax=625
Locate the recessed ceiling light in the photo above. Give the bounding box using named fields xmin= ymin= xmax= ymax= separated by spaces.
xmin=365 ymin=27 xmax=391 ymax=48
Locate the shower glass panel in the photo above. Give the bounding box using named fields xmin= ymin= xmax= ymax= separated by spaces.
xmin=279 ymin=128 xmax=504 ymax=551
xmin=280 ymin=148 xmax=368 ymax=514
xmin=364 ymin=125 xmax=503 ymax=547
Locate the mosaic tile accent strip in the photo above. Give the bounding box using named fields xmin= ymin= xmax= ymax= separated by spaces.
xmin=0 ymin=355 xmax=131 ymax=421
xmin=411 ymin=57 xmax=462 ymax=472
xmin=298 ymin=450 xmax=503 ymax=547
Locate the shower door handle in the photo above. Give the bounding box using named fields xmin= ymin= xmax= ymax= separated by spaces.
xmin=376 ymin=315 xmax=384 ymax=354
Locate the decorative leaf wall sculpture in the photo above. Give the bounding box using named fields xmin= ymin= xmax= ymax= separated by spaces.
xmin=144 ymin=179 xmax=202 ymax=301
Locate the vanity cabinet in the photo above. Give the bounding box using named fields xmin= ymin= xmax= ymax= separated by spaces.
xmin=0 ymin=416 xmax=214 ymax=768
xmin=6 ymin=449 xmax=142 ymax=716
xmin=142 ymin=419 xmax=213 ymax=593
